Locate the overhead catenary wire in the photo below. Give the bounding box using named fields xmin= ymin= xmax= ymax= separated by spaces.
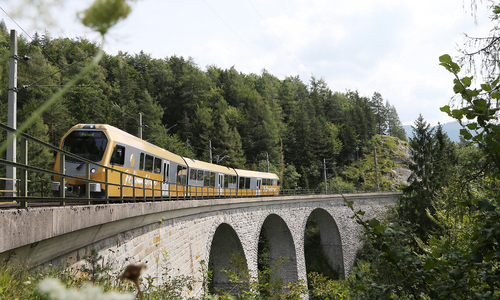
xmin=246 ymin=0 xmax=311 ymax=80
xmin=23 ymin=56 xmax=89 ymax=89
xmin=201 ymin=0 xmax=273 ymax=75
xmin=0 ymin=5 xmax=91 ymax=85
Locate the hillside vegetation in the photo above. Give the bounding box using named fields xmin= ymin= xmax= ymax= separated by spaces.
xmin=0 ymin=22 xmax=406 ymax=192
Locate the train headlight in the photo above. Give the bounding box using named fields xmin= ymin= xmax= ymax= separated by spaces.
xmin=90 ymin=168 xmax=97 ymax=174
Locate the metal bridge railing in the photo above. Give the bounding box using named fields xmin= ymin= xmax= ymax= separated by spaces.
xmin=279 ymin=188 xmax=379 ymax=196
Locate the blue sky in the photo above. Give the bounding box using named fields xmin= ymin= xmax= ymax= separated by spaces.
xmin=1 ymin=0 xmax=493 ymax=126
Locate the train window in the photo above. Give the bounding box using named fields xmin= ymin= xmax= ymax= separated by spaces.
xmin=190 ymin=169 xmax=197 ymax=181
xmin=164 ymin=163 xmax=169 ymax=182
xmin=145 ymin=155 xmax=154 ymax=172
xmin=110 ymin=145 xmax=125 ymax=166
xmin=204 ymin=171 xmax=210 ymax=187
xmin=140 ymin=153 xmax=145 ymax=170
xmin=246 ymin=178 xmax=250 ymax=189
xmin=177 ymin=165 xmax=187 ymax=185
xmin=154 ymin=157 xmax=161 ymax=174
xmin=239 ymin=177 xmax=245 ymax=189
xmin=210 ymin=172 xmax=215 ymax=187
xmin=62 ymin=130 xmax=108 ymax=163
xmin=224 ymin=175 xmax=229 ymax=188
xmin=198 ymin=170 xmax=204 ymax=182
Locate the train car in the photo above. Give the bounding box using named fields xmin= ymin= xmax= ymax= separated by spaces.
xmin=234 ymin=169 xmax=280 ymax=197
xmin=51 ymin=124 xmax=280 ymax=199
xmin=183 ymin=158 xmax=238 ymax=197
xmin=52 ymin=124 xmax=188 ymax=198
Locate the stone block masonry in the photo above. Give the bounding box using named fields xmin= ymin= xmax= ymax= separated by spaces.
xmin=0 ymin=193 xmax=399 ymax=298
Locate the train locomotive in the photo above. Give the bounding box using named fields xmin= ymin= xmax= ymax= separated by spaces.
xmin=52 ymin=124 xmax=280 ymax=199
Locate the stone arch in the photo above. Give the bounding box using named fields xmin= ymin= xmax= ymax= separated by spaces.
xmin=208 ymin=222 xmax=246 ymax=293
xmin=308 ymin=208 xmax=345 ymax=278
xmin=260 ymin=213 xmax=298 ymax=285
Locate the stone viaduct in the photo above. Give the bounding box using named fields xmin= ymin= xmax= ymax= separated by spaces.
xmin=0 ymin=193 xmax=399 ymax=297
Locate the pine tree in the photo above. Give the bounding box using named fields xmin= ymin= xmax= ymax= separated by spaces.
xmin=371 ymin=92 xmax=387 ymax=135
xmin=385 ymin=101 xmax=407 ymax=141
xmin=399 ymin=114 xmax=435 ymax=239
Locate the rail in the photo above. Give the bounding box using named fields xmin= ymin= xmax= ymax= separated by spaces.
xmin=0 ymin=123 xmax=390 ymax=208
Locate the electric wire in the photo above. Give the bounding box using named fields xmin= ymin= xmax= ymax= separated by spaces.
xmin=201 ymin=0 xmax=272 ymax=74
xmin=246 ymin=0 xmax=311 ymax=79
xmin=0 ymin=6 xmax=31 ymax=38
xmin=24 ymin=56 xmax=88 ymax=88
xmin=0 ymin=5 xmax=90 ymax=86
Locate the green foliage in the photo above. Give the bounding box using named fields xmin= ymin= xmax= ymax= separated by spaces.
xmin=219 ymin=253 xmax=307 ymax=300
xmin=78 ymin=0 xmax=131 ymax=35
xmin=308 ymin=272 xmax=350 ymax=300
xmin=338 ymin=134 xmax=409 ymax=193
xmin=346 ymin=50 xmax=500 ymax=299
xmin=80 ymin=249 xmax=114 ymax=285
xmin=304 ymin=217 xmax=340 ymax=280
xmin=398 ymin=114 xmax=458 ymax=241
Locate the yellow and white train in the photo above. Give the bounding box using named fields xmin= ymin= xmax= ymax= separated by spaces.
xmin=52 ymin=124 xmax=280 ymax=199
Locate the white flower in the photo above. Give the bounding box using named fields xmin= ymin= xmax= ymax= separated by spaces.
xmin=38 ymin=278 xmax=134 ymax=300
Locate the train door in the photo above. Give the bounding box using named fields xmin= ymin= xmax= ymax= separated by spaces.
xmin=256 ymin=178 xmax=262 ymax=195
xmin=218 ymin=173 xmax=224 ymax=196
xmin=162 ymin=161 xmax=170 ymax=196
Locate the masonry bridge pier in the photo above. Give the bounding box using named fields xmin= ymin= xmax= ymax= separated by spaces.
xmin=0 ymin=193 xmax=399 ymax=297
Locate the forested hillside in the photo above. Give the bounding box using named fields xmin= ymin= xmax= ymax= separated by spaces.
xmin=0 ymin=21 xmax=406 ymax=190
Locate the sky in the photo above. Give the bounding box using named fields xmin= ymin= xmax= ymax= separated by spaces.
xmin=0 ymin=0 xmax=494 ymax=126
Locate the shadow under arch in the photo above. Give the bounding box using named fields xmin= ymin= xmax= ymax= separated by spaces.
xmin=259 ymin=214 xmax=298 ymax=286
xmin=307 ymin=208 xmax=345 ymax=278
xmin=209 ymin=223 xmax=246 ymax=294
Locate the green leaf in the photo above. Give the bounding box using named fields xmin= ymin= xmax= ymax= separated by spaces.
xmin=466 ymin=123 xmax=478 ymax=130
xmin=491 ymin=92 xmax=500 ymax=99
xmin=453 ymin=81 xmax=465 ymax=93
xmin=481 ymin=83 xmax=492 ymax=91
xmin=423 ymin=259 xmax=435 ymax=270
xmin=473 ymin=98 xmax=487 ymax=108
xmin=439 ymin=54 xmax=452 ymax=64
xmin=440 ymin=105 xmax=451 ymax=114
xmin=477 ymin=199 xmax=494 ymax=211
xmin=451 ymin=109 xmax=464 ymax=120
xmin=450 ymin=268 xmax=462 ymax=279
xmin=375 ymin=225 xmax=386 ymax=234
xmin=462 ymin=76 xmax=472 ymax=86
xmin=432 ymin=249 xmax=441 ymax=258
xmin=369 ymin=218 xmax=380 ymax=228
xmin=471 ymin=252 xmax=483 ymax=262
xmin=460 ymin=129 xmax=473 ymax=140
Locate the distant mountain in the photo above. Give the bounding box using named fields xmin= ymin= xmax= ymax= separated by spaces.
xmin=403 ymin=121 xmax=462 ymax=143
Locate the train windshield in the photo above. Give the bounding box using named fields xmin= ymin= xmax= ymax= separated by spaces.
xmin=62 ymin=130 xmax=108 ymax=163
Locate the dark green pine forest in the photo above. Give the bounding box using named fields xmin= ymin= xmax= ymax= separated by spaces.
xmin=0 ymin=21 xmax=407 ymax=192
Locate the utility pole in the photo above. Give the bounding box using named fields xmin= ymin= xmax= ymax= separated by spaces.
xmin=323 ymin=159 xmax=327 ymax=194
xmin=280 ymin=139 xmax=284 ymax=189
xmin=138 ymin=112 xmax=143 ymax=139
xmin=209 ymin=140 xmax=212 ymax=164
xmin=356 ymin=146 xmax=359 ymax=167
xmin=7 ymin=30 xmax=17 ymax=197
xmin=374 ymin=147 xmax=380 ymax=192
xmin=266 ymin=152 xmax=269 ymax=173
